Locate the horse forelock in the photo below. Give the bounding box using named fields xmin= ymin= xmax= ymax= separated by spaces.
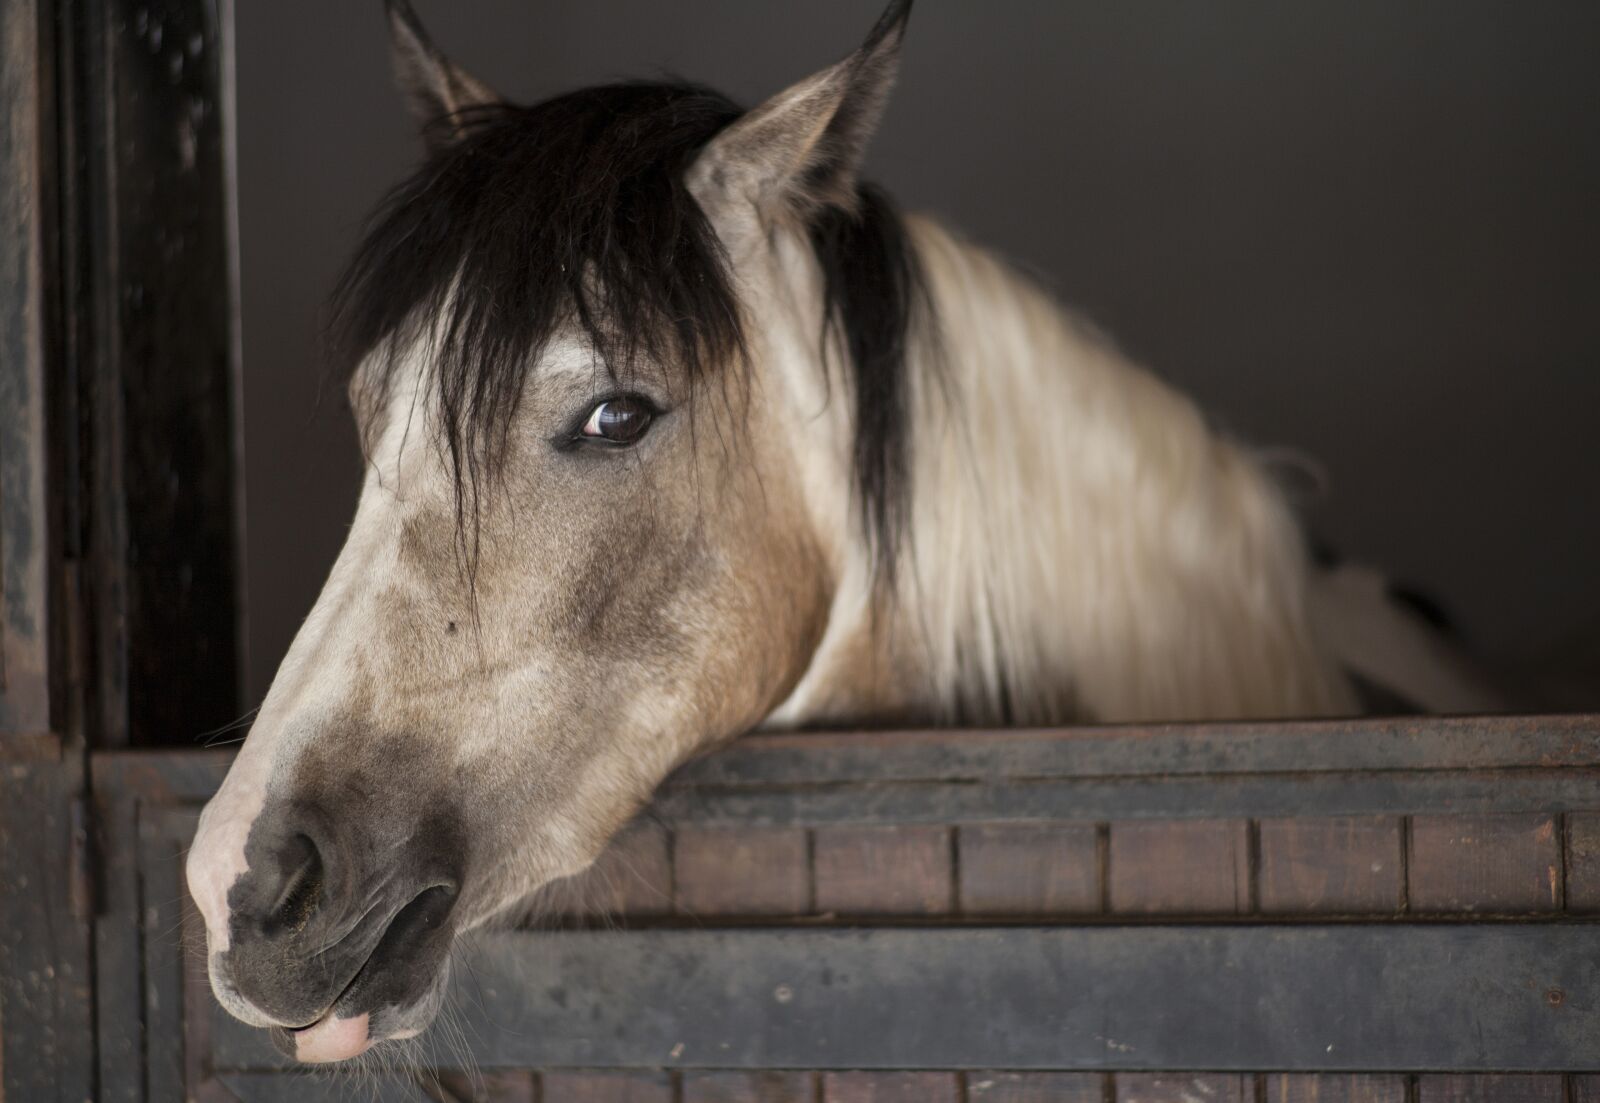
xmin=328 ymin=78 xmax=926 ymax=582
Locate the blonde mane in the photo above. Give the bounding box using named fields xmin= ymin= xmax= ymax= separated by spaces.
xmin=773 ymin=215 xmax=1358 ymax=726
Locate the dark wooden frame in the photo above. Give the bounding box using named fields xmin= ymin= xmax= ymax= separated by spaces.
xmin=51 ymin=0 xmax=245 ymax=750
xmin=3 ymin=0 xmax=243 ymax=1098
xmin=89 ymin=715 xmax=1600 ymax=1102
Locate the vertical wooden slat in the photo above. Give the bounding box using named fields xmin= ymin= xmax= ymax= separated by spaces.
xmin=1265 ymin=1074 xmax=1409 ymax=1103
xmin=430 ymin=1069 xmax=538 ymax=1103
xmin=1117 ymin=1074 xmax=1248 ymax=1103
xmin=1416 ymin=1075 xmax=1563 ymax=1103
xmin=1109 ymin=820 xmax=1251 ymax=914
xmin=0 ymin=0 xmax=53 ymax=738
xmin=969 ymin=1071 xmax=1104 ymax=1102
xmin=958 ymin=824 xmax=1100 ymax=915
xmin=1563 ymin=814 xmax=1600 ymax=912
xmin=813 ymin=826 xmax=953 ymax=915
xmin=822 ymin=1071 xmax=962 ymax=1103
xmin=0 ymin=763 xmax=94 ymax=1103
xmin=675 ymin=827 xmax=810 ymax=916
xmin=540 ymin=1070 xmax=675 ymax=1103
xmin=105 ymin=0 xmax=243 ymax=745
xmin=682 ymin=1070 xmax=815 ymax=1102
xmin=1408 ymin=815 xmax=1561 ymax=913
xmin=1257 ymin=817 xmax=1403 ymax=914
xmin=138 ymin=806 xmax=193 ymax=1103
xmin=1569 ymin=1075 xmax=1600 ymax=1103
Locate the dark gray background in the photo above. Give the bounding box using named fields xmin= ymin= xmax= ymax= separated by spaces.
xmin=234 ymin=1 xmax=1600 ymax=708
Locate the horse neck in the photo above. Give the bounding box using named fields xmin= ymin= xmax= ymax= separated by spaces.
xmin=768 ymin=214 xmax=1354 ymax=729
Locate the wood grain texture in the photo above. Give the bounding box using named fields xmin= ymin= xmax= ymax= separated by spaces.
xmin=969 ymin=1071 xmax=1105 ymax=1103
xmin=0 ymin=0 xmax=52 ymax=737
xmin=822 ymin=1071 xmax=962 ymax=1103
xmin=539 ymin=1070 xmax=675 ymax=1103
xmin=1265 ymin=1074 xmax=1409 ymax=1103
xmin=198 ymin=925 xmax=1600 ymax=1072
xmin=958 ymin=824 xmax=1100 ymax=915
xmin=675 ymin=827 xmax=810 ymax=916
xmin=0 ymin=763 xmax=94 ymax=1103
xmin=1417 ymin=1075 xmax=1563 ymax=1103
xmin=668 ymin=716 xmax=1600 ymax=786
xmin=1109 ymin=820 xmax=1251 ymax=914
xmin=1564 ymin=814 xmax=1600 ymax=912
xmin=431 ymin=1069 xmax=537 ymax=1103
xmin=1408 ymin=815 xmax=1561 ymax=913
xmin=1117 ymin=1074 xmax=1247 ymax=1103
xmin=682 ymin=1070 xmax=815 ymax=1102
xmin=813 ymin=825 xmax=953 ymax=915
xmin=1258 ymin=817 xmax=1403 ymax=914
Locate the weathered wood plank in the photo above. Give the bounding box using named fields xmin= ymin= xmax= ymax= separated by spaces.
xmin=1258 ymin=817 xmax=1403 ymax=914
xmin=675 ymin=827 xmax=810 ymax=916
xmin=1409 ymin=815 xmax=1561 ymax=914
xmin=0 ymin=0 xmax=53 ymax=738
xmin=652 ymin=771 xmax=1600 ymax=827
xmin=539 ymin=1070 xmax=674 ymax=1102
xmin=958 ymin=824 xmax=1100 ymax=915
xmin=1109 ymin=820 xmax=1250 ymax=915
xmin=139 ymin=805 xmax=194 ymax=1103
xmin=1265 ymin=1074 xmax=1408 ymax=1103
xmin=94 ymin=792 xmax=147 ymax=1103
xmin=682 ymin=1070 xmax=815 ymax=1103
xmin=207 ymin=925 xmax=1600 ymax=1071
xmin=1117 ymin=1074 xmax=1247 ymax=1103
xmin=93 ymin=749 xmax=233 ymax=801
xmin=969 ymin=1071 xmax=1103 ymax=1103
xmin=101 ymin=0 xmax=243 ymax=746
xmin=0 ymin=762 xmax=94 ymax=1103
xmin=430 ymin=1069 xmax=537 ymax=1103
xmin=813 ymin=825 xmax=953 ymax=915
xmin=822 ymin=1071 xmax=962 ymax=1103
xmin=673 ymin=716 xmax=1600 ymax=786
xmin=1565 ymin=814 xmax=1600 ymax=913
xmin=1416 ymin=1075 xmax=1563 ymax=1103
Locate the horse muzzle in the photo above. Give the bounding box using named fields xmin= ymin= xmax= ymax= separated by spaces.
xmin=192 ymin=794 xmax=465 ymax=1062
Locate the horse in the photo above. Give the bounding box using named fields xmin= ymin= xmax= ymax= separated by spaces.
xmin=186 ymin=0 xmax=1498 ymax=1064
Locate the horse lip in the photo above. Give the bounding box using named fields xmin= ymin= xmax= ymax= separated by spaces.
xmin=265 ymin=919 xmax=384 ymax=1057
xmin=285 ymin=880 xmax=458 ymax=1033
xmin=288 ymin=940 xmax=377 ymax=1030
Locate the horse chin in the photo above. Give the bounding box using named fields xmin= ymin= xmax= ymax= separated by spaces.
xmin=267 ymin=957 xmax=451 ymax=1064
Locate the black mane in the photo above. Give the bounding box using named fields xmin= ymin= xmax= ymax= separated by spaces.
xmin=331 ymin=80 xmax=923 ymax=572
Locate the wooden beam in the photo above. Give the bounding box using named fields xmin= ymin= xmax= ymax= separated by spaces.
xmin=208 ymin=925 xmax=1600 ymax=1072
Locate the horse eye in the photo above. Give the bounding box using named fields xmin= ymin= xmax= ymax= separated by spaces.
xmin=579 ymin=396 xmax=655 ymax=446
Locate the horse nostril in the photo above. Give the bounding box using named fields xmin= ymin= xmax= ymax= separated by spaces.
xmin=267 ymin=832 xmax=325 ymax=936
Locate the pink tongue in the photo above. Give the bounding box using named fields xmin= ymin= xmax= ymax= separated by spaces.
xmin=293 ymin=1012 xmax=371 ymax=1063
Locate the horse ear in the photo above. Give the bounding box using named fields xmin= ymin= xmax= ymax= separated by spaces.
xmin=385 ymin=0 xmax=501 ymax=148
xmin=689 ymin=0 xmax=910 ymax=224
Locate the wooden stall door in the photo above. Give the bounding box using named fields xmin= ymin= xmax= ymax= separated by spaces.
xmin=3 ymin=0 xmax=243 ymax=1098
xmin=2 ymin=0 xmax=94 ymax=1098
xmin=92 ymin=716 xmax=1600 ymax=1103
